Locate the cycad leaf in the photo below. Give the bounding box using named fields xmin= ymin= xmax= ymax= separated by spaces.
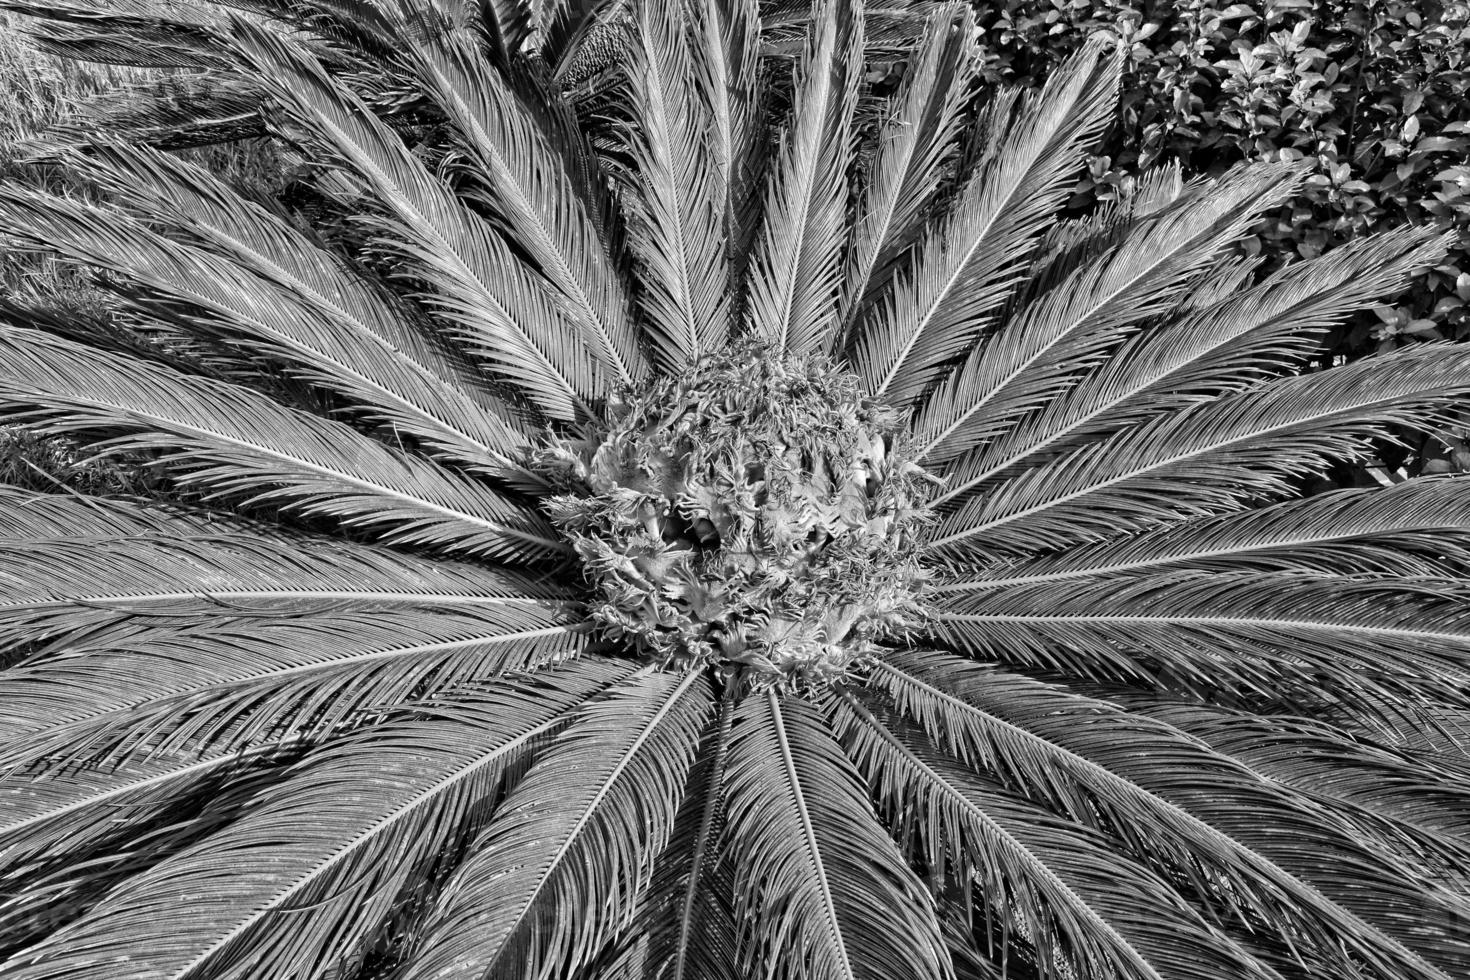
xmin=928 ymin=342 xmax=1470 ymax=557
xmin=850 ymin=34 xmax=1117 ymax=404
xmin=0 ymin=739 xmax=292 ymax=897
xmin=402 ymin=669 xmax=710 ymax=980
xmin=1138 ymin=704 xmax=1470 ymax=874
xmin=722 ymin=691 xmax=947 ymax=980
xmin=0 ymin=663 xmax=629 ymax=980
xmin=396 ymin=10 xmax=644 ymax=385
xmin=0 ymin=172 xmax=538 ymax=482
xmin=637 ymin=698 xmax=739 ymax=980
xmin=862 ymin=652 xmax=1470 ymax=980
xmin=828 ymin=693 xmax=1278 ymax=980
xmin=227 ymin=19 xmax=604 ymax=419
xmin=0 ymin=0 xmax=230 ymax=71
xmin=79 ymin=143 xmax=534 ymax=435
xmin=0 ymin=604 xmax=588 ymax=770
xmin=688 ymin=0 xmax=762 ymax=292
xmin=744 ymin=0 xmax=862 ymax=355
xmin=0 ymin=485 xmax=228 ymax=539
xmin=937 ymin=478 xmax=1470 ymax=592
xmin=620 ymin=0 xmax=732 ymax=364
xmin=933 ymin=570 xmax=1470 ymax=709
xmin=0 ymin=327 xmax=564 ymax=560
xmin=933 ymin=225 xmax=1450 ymax=507
xmin=838 ymin=4 xmax=975 ymax=331
xmin=0 ymin=520 xmax=562 ymax=650
xmin=912 ymin=162 xmax=1304 ymax=462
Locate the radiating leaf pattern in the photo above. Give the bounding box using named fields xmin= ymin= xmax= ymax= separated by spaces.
xmin=0 ymin=2 xmax=1467 ymax=979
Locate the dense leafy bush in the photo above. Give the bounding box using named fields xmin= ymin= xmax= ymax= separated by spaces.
xmin=962 ymin=0 xmax=1470 ymax=355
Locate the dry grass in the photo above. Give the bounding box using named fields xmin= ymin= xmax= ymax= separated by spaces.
xmin=0 ymin=13 xmax=165 ymax=155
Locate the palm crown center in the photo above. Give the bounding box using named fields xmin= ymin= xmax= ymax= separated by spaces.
xmin=538 ymin=345 xmax=935 ymax=688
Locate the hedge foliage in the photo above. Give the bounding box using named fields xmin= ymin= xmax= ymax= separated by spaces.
xmin=963 ymin=0 xmax=1470 ymax=357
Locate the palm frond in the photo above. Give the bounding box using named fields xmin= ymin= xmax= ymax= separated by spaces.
xmin=688 ymin=0 xmax=762 ymax=294
xmin=401 ymin=668 xmax=709 ymax=980
xmin=0 ymin=604 xmax=588 ymax=771
xmin=0 ymin=522 xmax=564 ymax=652
xmin=837 ymin=4 xmax=974 ymax=332
xmin=0 ymin=166 xmax=541 ymax=484
xmin=934 ymin=570 xmax=1470 ymax=711
xmin=723 ymin=691 xmax=947 ymax=980
xmin=0 ymin=663 xmax=628 ymax=980
xmin=395 ymin=8 xmax=645 ymax=385
xmin=744 ymin=0 xmax=862 ymax=355
xmin=0 ymin=485 xmax=226 ymax=538
xmin=859 ymin=651 xmax=1470 ymax=980
xmin=939 ymin=907 xmax=1037 ymax=980
xmin=227 ymin=19 xmax=608 ymax=419
xmin=760 ymin=0 xmax=931 ymax=56
xmin=0 ymin=327 xmax=565 ymax=560
xmin=933 ymin=225 xmax=1451 ymax=507
xmin=0 ymin=0 xmax=231 ymax=69
xmin=848 ymin=35 xmax=1118 ymax=405
xmin=636 ymin=697 xmax=740 ymax=980
xmin=937 ymin=478 xmax=1470 ymax=592
xmin=911 ymin=162 xmax=1304 ymax=463
xmin=0 ymin=738 xmax=298 ymax=947
xmin=828 ymin=693 xmax=1278 ymax=980
xmin=619 ymin=0 xmax=732 ymax=365
xmin=477 ymin=0 xmax=535 ymax=63
xmin=1134 ymin=704 xmax=1470 ymax=876
xmin=929 ymin=342 xmax=1470 ymax=557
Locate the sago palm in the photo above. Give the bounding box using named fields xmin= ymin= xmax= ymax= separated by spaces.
xmin=1 ymin=1 xmax=1469 ymax=978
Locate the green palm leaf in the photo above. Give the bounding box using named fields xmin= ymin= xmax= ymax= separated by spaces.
xmin=935 ymin=571 xmax=1470 ymax=710
xmin=869 ymin=651 xmax=1470 ymax=943
xmin=911 ymin=162 xmax=1302 ymax=461
xmin=635 ymin=698 xmax=740 ymax=980
xmin=0 ymin=172 xmax=536 ymax=481
xmin=401 ymin=668 xmax=709 ymax=980
xmin=395 ymin=11 xmax=645 ymax=386
xmin=0 ymin=664 xmax=625 ymax=980
xmin=744 ymin=0 xmax=862 ymax=355
xmin=722 ymin=691 xmax=946 ymax=980
xmin=930 ymin=343 xmax=1470 ymax=556
xmin=1135 ymin=704 xmax=1470 ymax=874
xmin=837 ymin=6 xmax=975 ymax=332
xmin=849 ymin=35 xmax=1119 ymax=405
xmin=0 ymin=604 xmax=587 ymax=771
xmin=0 ymin=328 xmax=564 ymax=559
xmin=830 ymin=694 xmax=1277 ymax=980
xmin=933 ymin=225 xmax=1450 ymax=508
xmin=229 ymin=20 xmax=609 ymax=420
xmin=688 ymin=0 xmax=762 ymax=293
xmin=938 ymin=477 xmax=1470 ymax=591
xmin=620 ymin=0 xmax=733 ymax=364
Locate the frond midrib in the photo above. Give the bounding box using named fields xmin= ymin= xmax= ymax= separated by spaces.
xmin=769 ymin=689 xmax=854 ymax=977
xmin=490 ymin=668 xmax=702 ymax=951
xmin=0 ymin=624 xmax=578 ymax=757
xmin=12 ymin=382 xmax=566 ymax=554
